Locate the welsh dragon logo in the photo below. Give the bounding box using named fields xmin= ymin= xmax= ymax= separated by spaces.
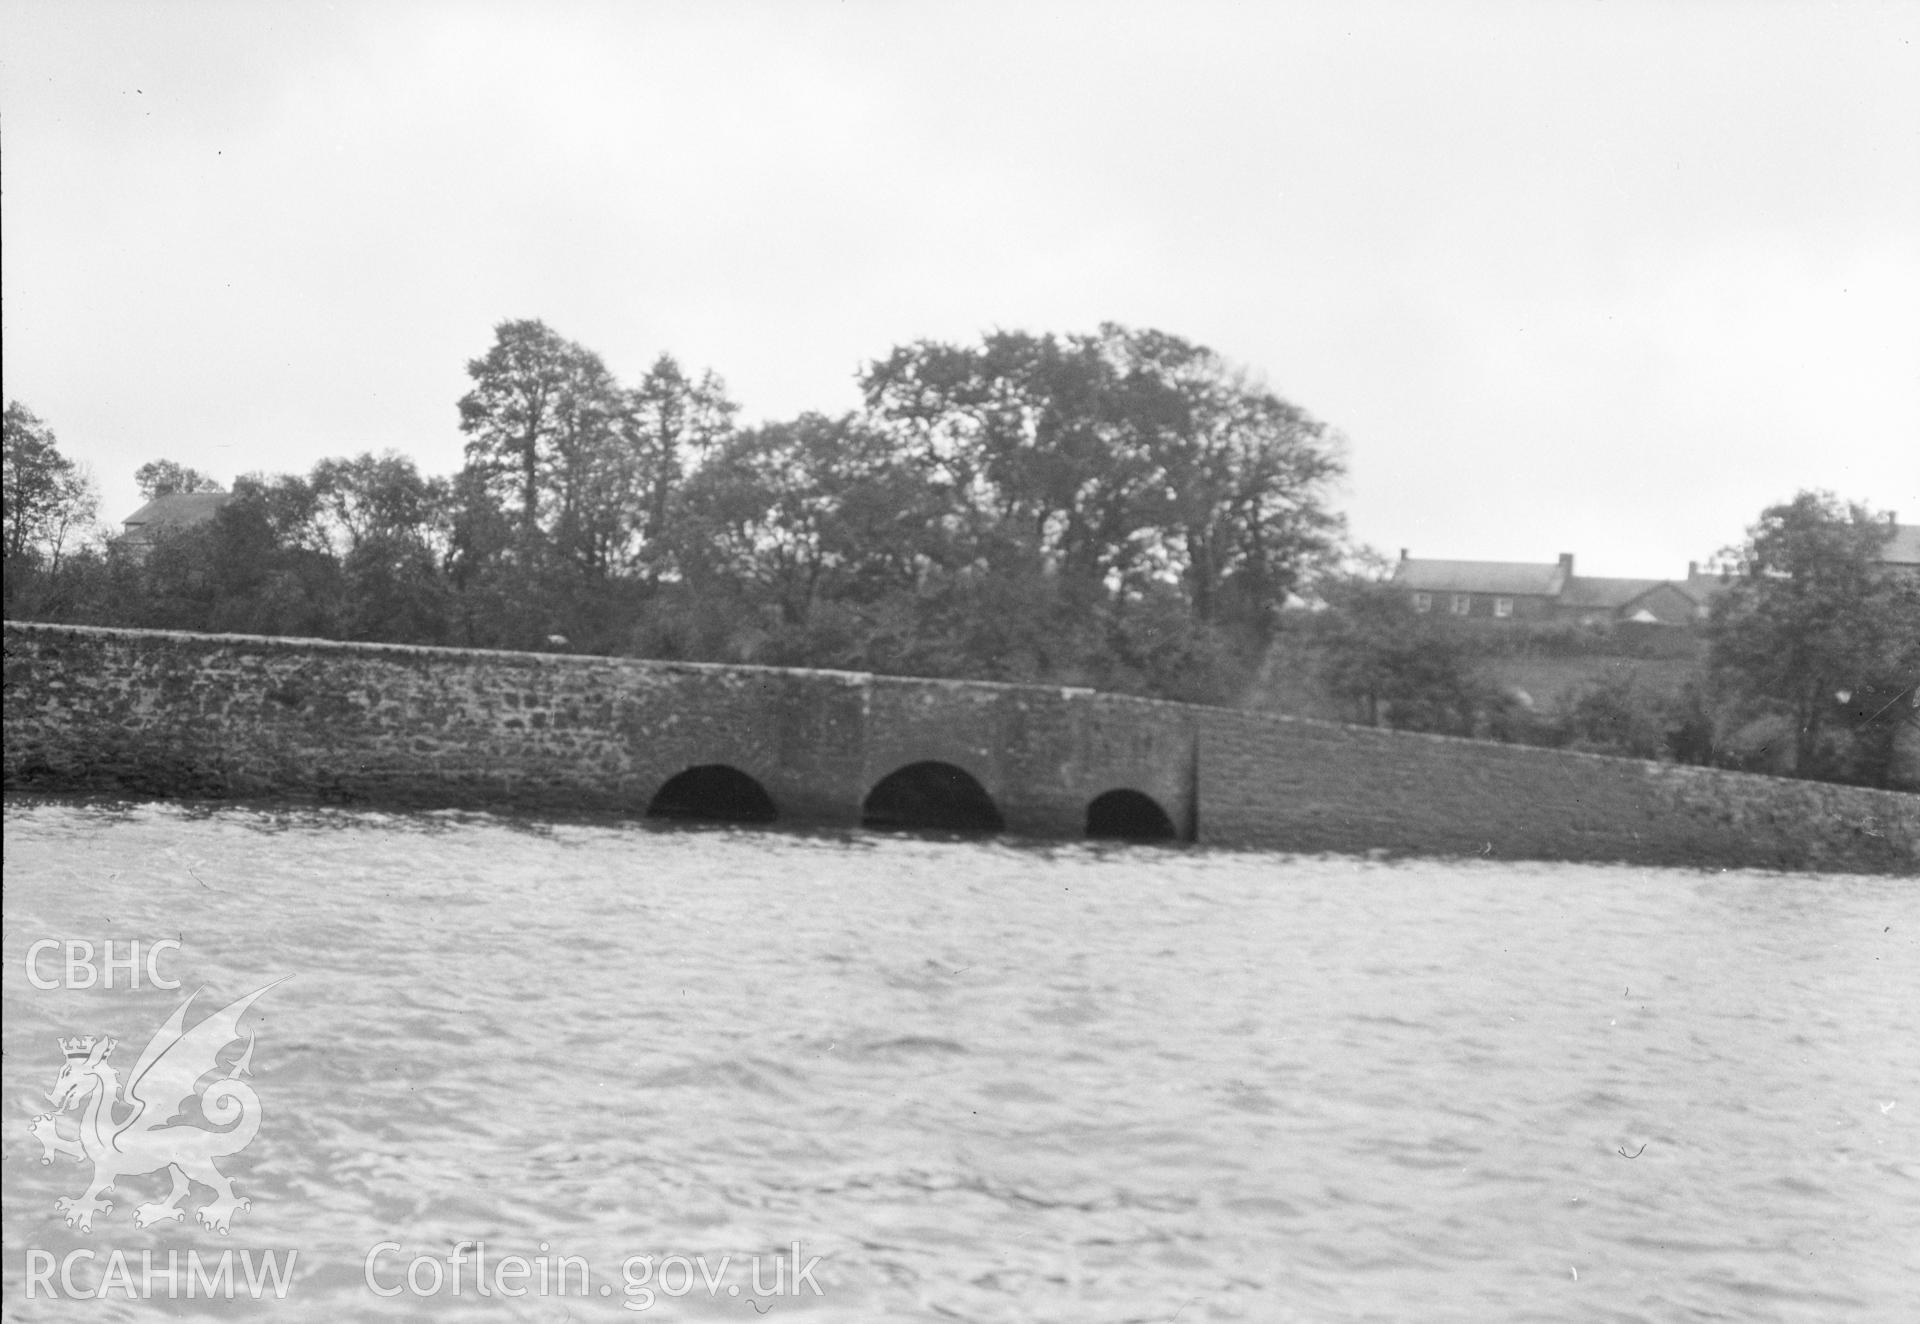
xmin=27 ymin=981 xmax=283 ymax=1235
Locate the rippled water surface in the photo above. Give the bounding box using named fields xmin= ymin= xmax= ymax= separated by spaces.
xmin=4 ymin=798 xmax=1916 ymax=1321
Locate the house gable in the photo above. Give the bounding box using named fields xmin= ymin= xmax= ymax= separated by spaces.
xmin=119 ymin=492 xmax=234 ymax=550
xmin=119 ymin=489 xmax=231 ymax=541
xmin=1391 ymin=549 xmax=1714 ymax=626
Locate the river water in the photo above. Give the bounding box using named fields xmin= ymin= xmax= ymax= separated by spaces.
xmin=3 ymin=797 xmax=1915 ymax=1321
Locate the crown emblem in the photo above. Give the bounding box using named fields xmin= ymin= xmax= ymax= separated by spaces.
xmin=60 ymin=1036 xmax=99 ymax=1059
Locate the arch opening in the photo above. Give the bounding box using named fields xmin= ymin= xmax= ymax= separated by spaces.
xmin=863 ymin=761 xmax=1005 ymax=833
xmin=647 ymin=764 xmax=778 ymax=824
xmin=1086 ymin=788 xmax=1178 ymax=841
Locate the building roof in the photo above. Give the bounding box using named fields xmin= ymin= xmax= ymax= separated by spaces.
xmin=1388 ymin=558 xmax=1569 ymax=596
xmin=119 ymin=492 xmax=232 ymax=542
xmin=1882 ymin=523 xmax=1920 ymax=566
xmin=1555 ymin=576 xmax=1671 ymax=610
xmin=1675 ymin=572 xmax=1736 ymax=607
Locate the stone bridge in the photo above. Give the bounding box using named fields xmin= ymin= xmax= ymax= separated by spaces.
xmin=5 ymin=622 xmax=1915 ymax=872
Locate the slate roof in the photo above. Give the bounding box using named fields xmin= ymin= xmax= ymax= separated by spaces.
xmin=120 ymin=492 xmax=232 ymax=542
xmin=1388 ymin=558 xmax=1568 ymax=596
xmin=1882 ymin=523 xmax=1920 ymax=566
xmin=1675 ymin=573 xmax=1735 ymax=607
xmin=1555 ymin=576 xmax=1670 ymax=610
xmin=1388 ymin=529 xmax=1913 ymax=614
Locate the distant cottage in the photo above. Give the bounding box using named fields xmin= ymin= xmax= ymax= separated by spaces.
xmin=1881 ymin=519 xmax=1920 ymax=579
xmin=118 ymin=492 xmax=233 ymax=556
xmin=1389 ymin=549 xmax=1726 ymax=626
xmin=1390 ymin=515 xmax=1918 ymax=625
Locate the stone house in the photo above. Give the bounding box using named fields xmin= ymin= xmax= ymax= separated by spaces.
xmin=118 ymin=492 xmax=233 ymax=558
xmin=1387 ymin=551 xmax=1570 ymax=621
xmin=1554 ymin=576 xmax=1701 ymax=626
xmin=1879 ymin=519 xmax=1920 ymax=580
xmin=1389 ymin=550 xmax=1704 ymax=626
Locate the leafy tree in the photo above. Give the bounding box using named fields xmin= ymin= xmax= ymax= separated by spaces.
xmin=455 ymin=324 xmax=739 ymax=594
xmin=1314 ymin=577 xmax=1484 ymax=733
xmin=859 ymin=324 xmax=1344 ymax=639
xmin=128 ymin=473 xmax=345 ymax=638
xmin=13 ymin=319 xmax=1352 ymax=708
xmin=1103 ymin=326 xmax=1344 ymax=632
xmin=457 ymin=319 xmax=628 ymax=554
xmin=629 ymin=353 xmax=738 ymax=570
xmin=4 ymin=402 xmax=99 ymax=603
xmin=308 ymin=453 xmax=452 ymax=641
xmin=1708 ymin=491 xmax=1920 ymax=784
xmin=674 ymin=413 xmax=931 ymax=626
xmin=133 ymin=459 xmax=223 ymax=499
xmin=863 ymin=330 xmax=1139 ymax=593
xmin=1660 ymin=679 xmax=1718 ymax=765
xmin=308 ymin=453 xmax=445 ymax=556
xmin=1551 ymin=671 xmax=1668 ymax=759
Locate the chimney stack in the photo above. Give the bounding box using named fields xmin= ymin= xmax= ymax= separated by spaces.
xmin=1688 ymin=560 xmax=1698 ymax=579
xmin=1557 ymin=552 xmax=1574 ymax=573
xmin=1399 ymin=547 xmax=1409 ymax=561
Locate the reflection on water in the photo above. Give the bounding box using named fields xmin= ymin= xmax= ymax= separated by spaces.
xmin=3 ymin=798 xmax=1916 ymax=1321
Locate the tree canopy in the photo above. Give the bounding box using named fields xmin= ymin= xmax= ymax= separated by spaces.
xmin=1707 ymin=491 xmax=1920 ymax=784
xmin=425 ymin=317 xmax=1350 ymax=687
xmin=134 ymin=459 xmax=223 ymax=500
xmin=860 ymin=323 xmax=1345 ymax=638
xmin=4 ymin=401 xmax=98 ymax=609
xmin=7 ymin=365 xmax=1912 ymax=790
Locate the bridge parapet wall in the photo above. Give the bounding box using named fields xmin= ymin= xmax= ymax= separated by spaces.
xmin=1 ymin=624 xmax=871 ymax=819
xmin=1193 ymin=705 xmax=1917 ymax=871
xmin=5 ymin=622 xmax=1914 ymax=872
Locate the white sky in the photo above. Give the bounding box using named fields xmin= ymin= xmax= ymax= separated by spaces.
xmin=4 ymin=0 xmax=1916 ymax=579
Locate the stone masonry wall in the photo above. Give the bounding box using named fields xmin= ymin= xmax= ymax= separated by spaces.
xmin=5 ymin=622 xmax=1915 ymax=872
xmin=863 ymin=678 xmax=1196 ymax=838
xmin=2 ymin=624 xmax=872 ymax=821
xmin=1194 ymin=706 xmax=1917 ymax=872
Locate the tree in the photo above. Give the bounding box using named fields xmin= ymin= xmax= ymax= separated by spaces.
xmin=674 ymin=412 xmax=933 ymax=627
xmin=859 ymin=325 xmax=1344 ymax=635
xmin=306 ymin=453 xmax=440 ymax=554
xmin=1707 ymin=491 xmax=1920 ymax=784
xmin=629 ymin=352 xmax=738 ymax=570
xmin=862 ymin=329 xmax=1167 ymax=598
xmin=1102 ymin=325 xmax=1345 ymax=633
xmin=455 ymin=323 xmax=738 ymax=590
xmin=456 ymin=319 xmax=629 ymax=556
xmin=852 ymin=324 xmax=1347 ymax=695
xmin=134 ymin=459 xmax=223 ymax=499
xmin=1551 ymin=671 xmax=1669 ymax=759
xmin=1315 ymin=577 xmax=1485 ymax=733
xmin=4 ymin=401 xmax=98 ymax=584
xmin=308 ymin=452 xmax=453 ymax=642
xmin=121 ymin=473 xmax=332 ymax=638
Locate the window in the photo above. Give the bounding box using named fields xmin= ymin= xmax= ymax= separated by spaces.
xmin=1412 ymin=592 xmax=1432 ymax=613
xmin=1494 ymin=597 xmax=1513 ymax=618
xmin=1450 ymin=594 xmax=1472 ymax=615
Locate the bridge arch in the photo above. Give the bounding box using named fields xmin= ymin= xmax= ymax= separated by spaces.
xmin=1086 ymin=788 xmax=1178 ymax=841
xmin=647 ymin=764 xmax=778 ymax=824
xmin=863 ymin=761 xmax=1005 ymax=833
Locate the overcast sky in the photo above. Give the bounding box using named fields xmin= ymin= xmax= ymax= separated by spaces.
xmin=5 ymin=0 xmax=1916 ymax=578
